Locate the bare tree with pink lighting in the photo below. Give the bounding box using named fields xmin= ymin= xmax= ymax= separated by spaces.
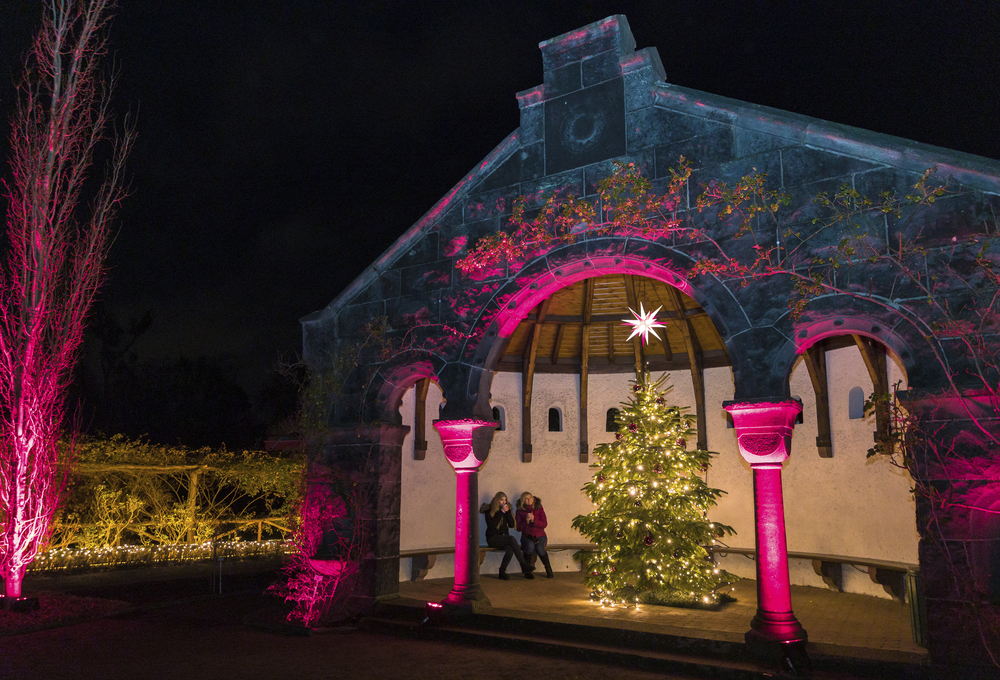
xmin=0 ymin=0 xmax=131 ymax=600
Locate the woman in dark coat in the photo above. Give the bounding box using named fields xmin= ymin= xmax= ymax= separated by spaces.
xmin=516 ymin=491 xmax=553 ymax=578
xmin=481 ymin=492 xmax=533 ymax=579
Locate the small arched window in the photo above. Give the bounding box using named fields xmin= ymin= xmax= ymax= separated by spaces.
xmin=848 ymin=387 xmax=865 ymax=419
xmin=492 ymin=406 xmax=506 ymax=431
xmin=606 ymin=408 xmax=620 ymax=432
xmin=548 ymin=407 xmax=562 ymax=432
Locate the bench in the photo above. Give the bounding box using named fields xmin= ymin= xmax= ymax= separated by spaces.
xmin=708 ymin=546 xmax=917 ymax=602
xmin=400 ymin=544 xmax=917 ymax=602
xmin=400 ymin=543 xmax=596 ymax=581
xmin=401 ymin=543 xmax=925 ymax=647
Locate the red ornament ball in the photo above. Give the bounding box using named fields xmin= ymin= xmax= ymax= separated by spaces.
xmin=634 ymin=499 xmax=642 ymax=507
xmin=597 ymin=474 xmax=605 ymax=483
xmin=676 ymin=438 xmax=686 ymax=448
xmin=615 ymin=432 xmax=623 ymax=441
xmin=652 ymin=464 xmax=662 ymax=474
xmin=628 ymin=422 xmax=638 ymax=433
xmin=643 ymin=534 xmax=654 ymax=546
xmin=633 ymin=384 xmax=643 ymax=393
xmin=656 ymin=397 xmax=665 ymax=405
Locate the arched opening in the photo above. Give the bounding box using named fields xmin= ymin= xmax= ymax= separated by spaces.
xmin=848 ymin=387 xmax=865 ymax=419
xmin=392 ymin=267 xmax=737 ymax=582
xmin=388 ymin=263 xmax=921 ymax=605
xmin=709 ymin=333 xmax=919 ymax=600
xmin=605 ymin=408 xmax=620 ymax=432
xmin=462 ymin=270 xmax=735 ymax=579
xmin=396 ymin=379 xmax=457 ymax=571
xmin=547 ymin=407 xmax=562 ymax=432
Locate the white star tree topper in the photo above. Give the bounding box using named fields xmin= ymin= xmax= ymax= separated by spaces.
xmin=623 ymin=303 xmax=666 ymax=345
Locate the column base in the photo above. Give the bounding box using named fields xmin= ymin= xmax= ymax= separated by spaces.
xmin=441 ymin=584 xmax=491 ymax=613
xmin=749 ymin=608 xmax=808 ymax=643
xmin=745 ymin=615 xmax=809 ymax=672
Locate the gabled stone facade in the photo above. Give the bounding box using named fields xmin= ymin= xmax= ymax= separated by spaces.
xmin=303 ymin=15 xmax=1000 ymax=669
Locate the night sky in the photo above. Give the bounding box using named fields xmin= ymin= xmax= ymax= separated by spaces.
xmin=1 ymin=1 xmax=998 ymax=445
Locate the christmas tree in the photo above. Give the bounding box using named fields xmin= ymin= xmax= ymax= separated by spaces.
xmin=572 ymin=372 xmax=736 ymax=607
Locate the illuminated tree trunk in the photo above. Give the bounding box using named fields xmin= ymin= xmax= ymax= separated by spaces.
xmin=0 ymin=0 xmax=130 ymax=598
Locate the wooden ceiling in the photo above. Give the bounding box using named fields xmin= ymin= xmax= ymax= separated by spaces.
xmin=496 ymin=274 xmax=730 ymax=374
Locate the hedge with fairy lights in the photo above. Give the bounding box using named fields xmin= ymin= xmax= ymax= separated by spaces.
xmin=572 ymin=373 xmax=736 ymax=607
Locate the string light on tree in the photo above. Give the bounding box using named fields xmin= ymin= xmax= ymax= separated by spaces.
xmin=572 ymin=372 xmax=736 ymax=608
xmin=622 ymin=303 xmax=666 ymax=345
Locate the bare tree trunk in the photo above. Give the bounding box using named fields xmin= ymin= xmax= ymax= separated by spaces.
xmin=0 ymin=0 xmax=131 ymax=598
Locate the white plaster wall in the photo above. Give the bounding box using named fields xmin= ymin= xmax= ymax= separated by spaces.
xmin=705 ymin=346 xmax=917 ymax=599
xmin=399 ymin=382 xmax=454 ymax=553
xmin=398 ymin=374 xmax=591 ymax=580
xmin=781 ymin=346 xmax=916 ymax=562
xmin=398 ymin=347 xmax=919 ymax=597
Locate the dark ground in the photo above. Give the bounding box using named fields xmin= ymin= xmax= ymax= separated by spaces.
xmin=0 ymin=563 xmax=692 ymax=680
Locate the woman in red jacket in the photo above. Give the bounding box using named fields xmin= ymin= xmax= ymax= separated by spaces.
xmin=516 ymin=491 xmax=553 ymax=578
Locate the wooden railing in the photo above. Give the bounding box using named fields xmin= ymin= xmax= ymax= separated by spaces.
xmin=50 ymin=516 xmax=291 ymax=545
xmin=57 ymin=461 xmax=296 ymax=546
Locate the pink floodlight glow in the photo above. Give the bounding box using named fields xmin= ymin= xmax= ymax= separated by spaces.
xmin=426 ymin=602 xmax=443 ymax=609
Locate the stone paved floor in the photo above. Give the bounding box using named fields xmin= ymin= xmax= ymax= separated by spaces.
xmin=400 ymin=571 xmax=926 ymax=663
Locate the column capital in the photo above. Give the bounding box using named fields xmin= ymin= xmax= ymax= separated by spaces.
xmin=724 ymin=398 xmax=802 ymax=466
xmin=433 ymin=418 xmax=498 ymax=470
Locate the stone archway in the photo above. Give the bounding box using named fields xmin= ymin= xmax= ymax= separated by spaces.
xmin=431 ymin=248 xmax=748 ymax=611
xmin=456 ymin=243 xmax=754 ymax=419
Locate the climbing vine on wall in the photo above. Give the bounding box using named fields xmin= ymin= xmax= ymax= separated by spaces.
xmin=458 ymin=160 xmax=691 ymax=275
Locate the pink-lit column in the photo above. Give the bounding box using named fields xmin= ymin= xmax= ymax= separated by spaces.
xmin=433 ymin=418 xmax=498 ymax=612
xmin=724 ymin=400 xmax=808 ymax=651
